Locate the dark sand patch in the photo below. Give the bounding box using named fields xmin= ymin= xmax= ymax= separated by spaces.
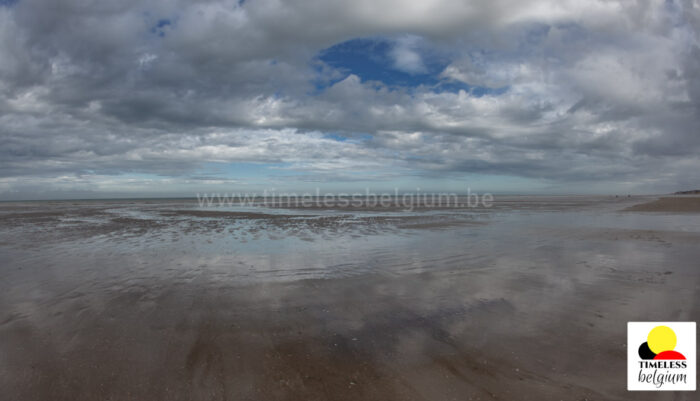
xmin=396 ymin=219 xmax=486 ymax=230
xmin=162 ymin=210 xmax=299 ymax=219
xmin=624 ymin=196 xmax=700 ymax=212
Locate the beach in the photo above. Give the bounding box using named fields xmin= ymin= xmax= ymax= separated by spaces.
xmin=624 ymin=196 xmax=700 ymax=213
xmin=1 ymin=196 xmax=699 ymax=400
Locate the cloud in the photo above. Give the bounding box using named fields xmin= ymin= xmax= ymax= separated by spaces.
xmin=389 ymin=35 xmax=428 ymax=74
xmin=0 ymin=0 xmax=699 ymax=198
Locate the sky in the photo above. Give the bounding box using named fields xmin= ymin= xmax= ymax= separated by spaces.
xmin=0 ymin=0 xmax=699 ymax=199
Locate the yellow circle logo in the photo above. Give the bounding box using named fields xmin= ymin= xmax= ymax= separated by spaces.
xmin=647 ymin=326 xmax=677 ymax=354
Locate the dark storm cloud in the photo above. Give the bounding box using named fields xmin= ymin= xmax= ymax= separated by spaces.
xmin=0 ymin=0 xmax=699 ymax=197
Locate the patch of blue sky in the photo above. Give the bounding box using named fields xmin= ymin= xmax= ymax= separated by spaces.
xmin=315 ymin=37 xmax=507 ymax=96
xmin=322 ymin=133 xmax=348 ymax=142
xmin=150 ymin=18 xmax=172 ymax=37
xmin=198 ymin=162 xmax=289 ymax=179
xmin=0 ymin=0 xmax=19 ymax=7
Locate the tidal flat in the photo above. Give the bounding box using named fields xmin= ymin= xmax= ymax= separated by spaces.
xmin=1 ymin=196 xmax=699 ymax=400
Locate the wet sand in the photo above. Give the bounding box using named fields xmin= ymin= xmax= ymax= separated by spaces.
xmin=1 ymin=196 xmax=698 ymax=400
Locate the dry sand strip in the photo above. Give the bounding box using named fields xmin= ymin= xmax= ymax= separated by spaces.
xmin=625 ymin=196 xmax=700 ymax=212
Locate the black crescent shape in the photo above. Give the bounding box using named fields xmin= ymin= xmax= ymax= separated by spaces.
xmin=638 ymin=342 xmax=657 ymax=360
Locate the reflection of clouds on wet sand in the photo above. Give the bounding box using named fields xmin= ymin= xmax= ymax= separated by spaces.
xmin=0 ymin=197 xmax=699 ymax=400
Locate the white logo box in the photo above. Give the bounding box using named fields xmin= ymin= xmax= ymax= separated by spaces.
xmin=628 ymin=321 xmax=696 ymax=391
